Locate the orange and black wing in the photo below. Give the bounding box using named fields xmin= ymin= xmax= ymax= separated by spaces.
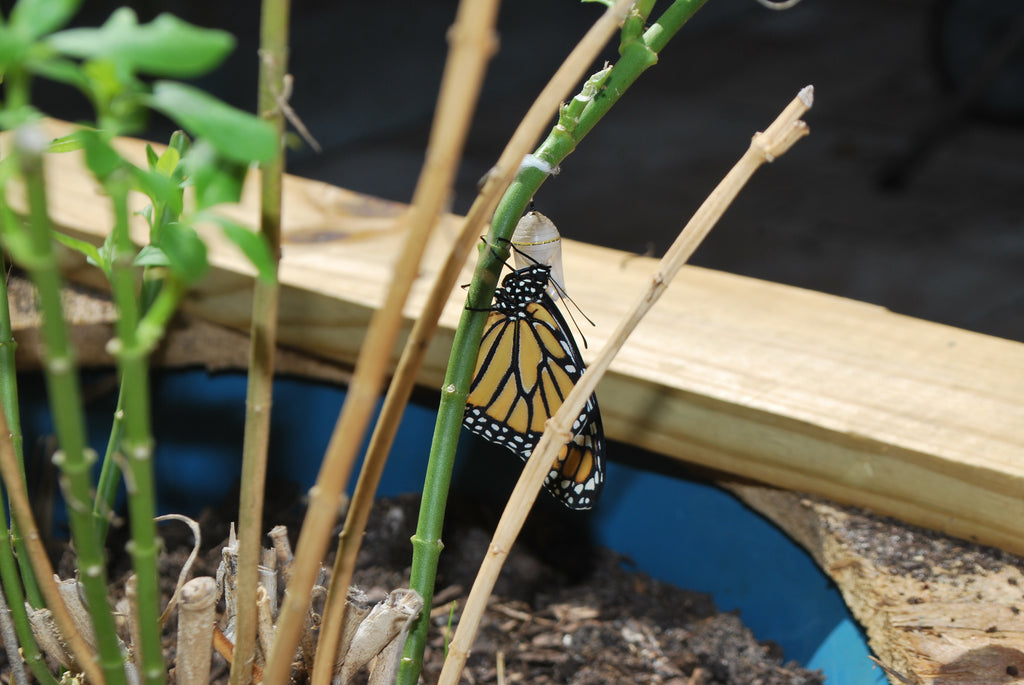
xmin=543 ymin=402 xmax=604 ymax=509
xmin=463 ymin=286 xmax=604 ymax=510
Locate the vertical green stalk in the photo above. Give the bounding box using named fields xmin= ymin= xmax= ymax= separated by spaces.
xmin=398 ymin=2 xmax=708 ymax=682
xmin=93 ymin=164 xmax=180 ymax=545
xmin=92 ymin=386 xmax=126 ymax=542
xmin=228 ymin=0 xmax=288 ymax=682
xmin=0 ymin=422 xmax=59 ymax=685
xmin=0 ymin=259 xmax=24 ymax=475
xmin=0 ymin=481 xmax=55 ymax=683
xmin=102 ymin=171 xmax=165 ymax=685
xmin=0 ymin=254 xmax=44 ymax=609
xmin=0 ymin=256 xmax=52 ymax=681
xmin=12 ymin=125 xmax=128 ymax=685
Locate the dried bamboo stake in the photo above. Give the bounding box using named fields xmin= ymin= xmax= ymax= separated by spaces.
xmin=271 ymin=0 xmax=501 ymax=682
xmin=0 ymin=404 xmax=107 ymax=684
xmin=175 ymin=577 xmax=218 ymax=685
xmin=438 ymin=85 xmax=815 ymax=684
xmin=315 ymin=1 xmax=638 ymax=679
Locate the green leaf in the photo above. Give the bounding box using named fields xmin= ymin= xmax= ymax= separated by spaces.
xmin=47 ymin=8 xmax=235 ymax=78
xmin=79 ymin=128 xmax=124 ymax=181
xmin=0 ymin=25 xmax=31 ymax=71
xmin=10 ymin=0 xmax=81 ymax=40
xmin=155 ymin=145 xmax=180 ymax=177
xmin=51 ymin=231 xmax=109 ymax=276
xmin=168 ymin=130 xmax=191 ymax=159
xmin=133 ymin=244 xmax=169 ymax=267
xmin=47 ymin=130 xmax=89 ymax=154
xmin=157 ymin=221 xmax=207 ymax=283
xmin=179 ymin=140 xmax=248 ymax=209
xmin=146 ymin=81 xmax=277 ymax=164
xmin=130 ymin=166 xmax=182 ymax=221
xmin=216 ymin=218 xmax=276 ymax=284
xmin=25 ymin=54 xmax=91 ymax=92
xmin=0 ymin=204 xmax=35 ymax=268
xmin=96 ymin=229 xmax=116 ymax=274
xmin=145 ymin=144 xmax=159 ymax=170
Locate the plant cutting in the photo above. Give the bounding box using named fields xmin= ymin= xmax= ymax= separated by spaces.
xmin=0 ymin=2 xmax=277 ymax=683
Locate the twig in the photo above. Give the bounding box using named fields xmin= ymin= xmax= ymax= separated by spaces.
xmin=155 ymin=514 xmax=202 ymax=625
xmin=230 ymin=0 xmax=291 ymax=681
xmin=437 ymin=85 xmax=814 ymax=684
xmin=262 ymin=1 xmax=501 ymax=682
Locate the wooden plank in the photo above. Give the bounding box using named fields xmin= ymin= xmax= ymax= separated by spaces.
xmin=8 ymin=276 xmax=353 ymax=384
xmin=5 ymin=119 xmax=1024 ymax=557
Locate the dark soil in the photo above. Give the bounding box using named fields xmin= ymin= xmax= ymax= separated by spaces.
xmin=92 ymin=490 xmax=825 ymax=685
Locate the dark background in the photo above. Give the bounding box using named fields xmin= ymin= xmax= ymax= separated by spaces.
xmin=23 ymin=0 xmax=1024 ymax=342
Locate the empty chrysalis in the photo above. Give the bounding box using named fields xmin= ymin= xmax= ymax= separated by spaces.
xmin=511 ymin=210 xmax=566 ymax=301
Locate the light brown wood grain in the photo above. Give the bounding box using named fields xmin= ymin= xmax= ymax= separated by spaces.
xmin=5 ymin=119 xmax=1024 ymax=558
xmin=729 ymin=482 xmax=1024 ymax=685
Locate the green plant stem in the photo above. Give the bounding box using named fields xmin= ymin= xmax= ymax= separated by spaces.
xmin=229 ymin=0 xmax=288 ymax=681
xmin=92 ymin=384 xmax=126 ymax=542
xmin=92 ymin=268 xmax=169 ymax=544
xmin=0 ymin=257 xmax=44 ymax=610
xmin=102 ymin=173 xmax=165 ymax=685
xmin=0 ymin=493 xmax=56 ymax=684
xmin=0 ymin=562 xmax=29 ymax=685
xmin=0 ymin=261 xmax=24 ymax=475
xmin=398 ymin=2 xmax=708 ymax=682
xmin=12 ymin=126 xmax=128 ymax=685
xmin=0 ymin=402 xmax=85 ymax=685
xmin=0 ymin=259 xmax=52 ymax=681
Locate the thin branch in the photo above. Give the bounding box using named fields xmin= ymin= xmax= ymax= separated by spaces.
xmin=229 ymin=0 xmax=290 ymax=681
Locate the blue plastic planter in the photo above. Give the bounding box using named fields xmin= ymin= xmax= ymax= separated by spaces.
xmin=18 ymin=369 xmax=885 ymax=683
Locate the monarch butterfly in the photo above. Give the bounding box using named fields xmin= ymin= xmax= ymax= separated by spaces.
xmin=462 ymin=248 xmax=605 ymax=510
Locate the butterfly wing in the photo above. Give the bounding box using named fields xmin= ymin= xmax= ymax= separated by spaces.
xmin=463 ymin=270 xmax=605 ymax=510
xmin=544 ymin=397 xmax=605 ymax=510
